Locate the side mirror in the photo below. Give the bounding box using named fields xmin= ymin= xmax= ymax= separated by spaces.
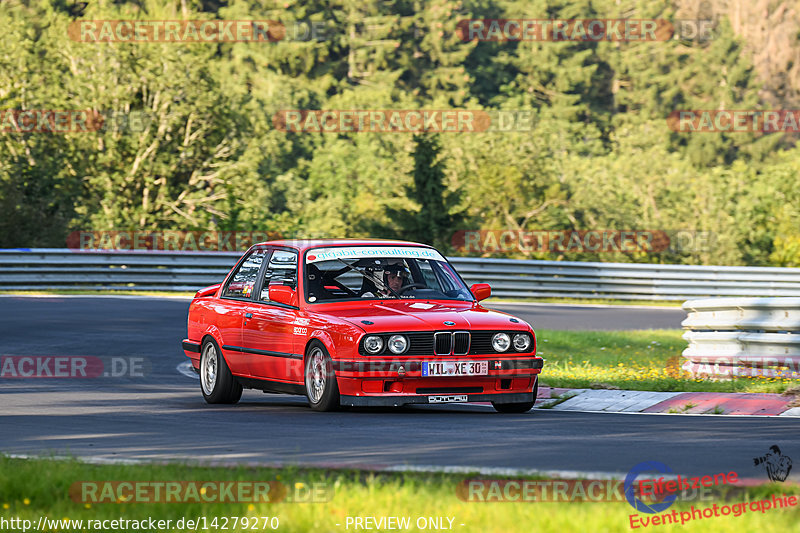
xmin=194 ymin=283 xmax=221 ymax=299
xmin=269 ymin=285 xmax=298 ymax=307
xmin=470 ymin=283 xmax=491 ymax=302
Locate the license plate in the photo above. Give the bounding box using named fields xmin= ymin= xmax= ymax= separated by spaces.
xmin=422 ymin=361 xmax=488 ymax=377
xmin=428 ymin=395 xmax=468 ymax=403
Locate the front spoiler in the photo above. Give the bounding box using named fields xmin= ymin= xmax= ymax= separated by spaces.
xmin=340 ymin=391 xmax=534 ymax=407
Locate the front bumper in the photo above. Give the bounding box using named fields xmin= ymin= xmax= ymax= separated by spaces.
xmin=334 ymin=355 xmax=542 ymax=402
xmin=340 ymin=391 xmax=535 ymax=407
xmin=182 ymin=339 xmax=202 ymax=370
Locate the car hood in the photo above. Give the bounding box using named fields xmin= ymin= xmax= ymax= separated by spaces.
xmin=327 ymin=300 xmax=529 ymax=333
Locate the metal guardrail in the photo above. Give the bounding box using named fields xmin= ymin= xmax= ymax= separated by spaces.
xmin=1 ymin=249 xmax=800 ymax=301
xmin=681 ymin=298 xmax=800 ymax=379
xmin=0 ymin=249 xmax=240 ymax=292
xmin=452 ymin=257 xmax=800 ymax=300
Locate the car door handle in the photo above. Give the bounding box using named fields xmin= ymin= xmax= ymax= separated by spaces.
xmin=245 ymin=313 xmax=253 ymax=318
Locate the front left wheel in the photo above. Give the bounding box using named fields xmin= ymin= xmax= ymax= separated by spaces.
xmin=305 ymin=342 xmax=340 ymax=412
xmin=200 ymin=338 xmax=242 ymax=404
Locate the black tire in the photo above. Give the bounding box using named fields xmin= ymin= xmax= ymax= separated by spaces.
xmin=199 ymin=338 xmax=242 ymax=404
xmin=304 ymin=341 xmax=340 ymax=412
xmin=492 ymin=376 xmax=538 ymax=413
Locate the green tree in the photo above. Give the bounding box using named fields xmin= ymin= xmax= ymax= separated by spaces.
xmin=387 ymin=134 xmax=462 ymax=249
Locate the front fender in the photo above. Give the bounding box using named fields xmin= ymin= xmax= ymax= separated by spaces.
xmin=309 ymin=329 xmax=336 ymax=359
xmin=201 ymin=324 xmax=224 ymax=347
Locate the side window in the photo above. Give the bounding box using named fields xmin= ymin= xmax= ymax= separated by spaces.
xmin=222 ymin=249 xmax=268 ymax=299
xmin=260 ymin=250 xmax=298 ymax=301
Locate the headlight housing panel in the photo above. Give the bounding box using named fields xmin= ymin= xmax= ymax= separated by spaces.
xmin=358 ymin=330 xmax=534 ymax=355
xmin=513 ymin=333 xmax=532 ymax=352
xmin=492 ymin=332 xmax=511 ymax=352
xmin=363 ymin=335 xmax=384 ymax=354
xmin=387 ymin=334 xmax=409 ymax=354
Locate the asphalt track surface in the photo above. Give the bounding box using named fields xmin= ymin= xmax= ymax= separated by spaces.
xmin=0 ymin=296 xmax=796 ymax=480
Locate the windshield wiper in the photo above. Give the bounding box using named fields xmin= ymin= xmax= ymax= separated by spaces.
xmin=335 ymin=258 xmax=401 ymax=299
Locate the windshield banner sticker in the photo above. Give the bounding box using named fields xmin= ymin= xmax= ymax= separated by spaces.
xmin=307 ymin=246 xmax=445 ymax=263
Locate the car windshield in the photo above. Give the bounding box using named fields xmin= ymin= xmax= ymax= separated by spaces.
xmin=304 ymin=246 xmax=473 ymax=302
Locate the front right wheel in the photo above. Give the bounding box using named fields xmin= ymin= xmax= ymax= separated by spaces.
xmin=305 ymin=341 xmax=340 ymax=412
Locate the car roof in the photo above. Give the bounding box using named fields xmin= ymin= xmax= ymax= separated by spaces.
xmin=254 ymin=238 xmax=436 ymax=252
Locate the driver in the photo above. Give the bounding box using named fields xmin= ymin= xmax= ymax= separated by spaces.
xmin=361 ymin=260 xmax=410 ymax=297
xmin=383 ymin=262 xmax=407 ymax=294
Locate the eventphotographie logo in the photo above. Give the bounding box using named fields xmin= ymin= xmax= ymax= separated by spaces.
xmin=625 ymin=461 xmax=738 ymax=516
xmin=625 ymin=461 xmax=678 ymax=514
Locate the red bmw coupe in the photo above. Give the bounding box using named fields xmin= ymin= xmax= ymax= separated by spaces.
xmin=181 ymin=240 xmax=543 ymax=412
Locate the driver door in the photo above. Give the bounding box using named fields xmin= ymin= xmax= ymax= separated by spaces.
xmin=241 ymin=249 xmax=301 ymax=382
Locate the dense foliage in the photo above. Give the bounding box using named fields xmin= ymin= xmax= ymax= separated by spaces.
xmin=1 ymin=0 xmax=799 ymax=266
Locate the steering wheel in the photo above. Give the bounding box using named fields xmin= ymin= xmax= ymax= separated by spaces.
xmin=398 ymin=283 xmax=425 ymax=294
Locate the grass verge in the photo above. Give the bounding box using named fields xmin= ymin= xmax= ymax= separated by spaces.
xmin=536 ymin=329 xmax=797 ymax=393
xmin=0 ymin=457 xmax=798 ymax=533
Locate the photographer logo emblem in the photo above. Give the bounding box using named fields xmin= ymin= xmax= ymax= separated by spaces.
xmin=753 ymin=445 xmax=793 ymax=482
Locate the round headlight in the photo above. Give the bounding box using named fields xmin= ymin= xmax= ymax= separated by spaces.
xmin=388 ymin=334 xmax=409 ymax=354
xmin=492 ymin=332 xmax=510 ymax=352
xmin=513 ymin=333 xmax=531 ymax=352
xmin=364 ymin=335 xmax=384 ymax=354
